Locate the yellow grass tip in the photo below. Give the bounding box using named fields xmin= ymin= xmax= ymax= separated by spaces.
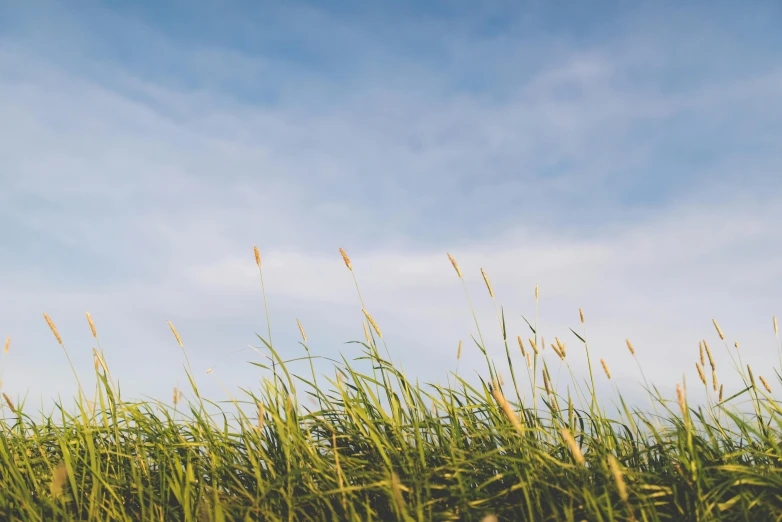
xmin=579 ymin=307 xmax=585 ymax=324
xmin=3 ymin=392 xmax=15 ymax=412
xmin=600 ymin=358 xmax=611 ymax=380
xmin=296 ymin=318 xmax=307 ymax=342
xmin=608 ymin=455 xmax=628 ymax=502
xmin=560 ymin=427 xmax=586 ymax=465
xmin=86 ymin=312 xmax=97 ymax=339
xmin=696 ymin=362 xmax=706 ymax=386
xmin=457 ymin=340 xmax=462 ymax=360
xmin=712 ymin=318 xmax=725 ymax=340
xmin=339 ymin=248 xmax=352 ymax=270
xmin=759 ymin=375 xmax=772 ymax=393
xmin=43 ymin=313 xmax=63 ymax=345
xmin=626 ymin=338 xmax=635 ymax=355
xmin=362 ymin=308 xmax=382 ymax=338
xmin=3 ymin=336 xmax=8 ymax=354
xmin=480 ymin=267 xmax=494 ymax=298
xmin=676 ymin=384 xmax=687 ymax=417
xmin=168 ymin=320 xmax=183 ymax=347
xmin=446 ymin=252 xmax=462 ymax=278
xmin=253 ymin=245 xmax=261 ymax=268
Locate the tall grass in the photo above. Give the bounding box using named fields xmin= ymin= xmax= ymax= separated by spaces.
xmin=1 ymin=249 xmax=781 ymax=521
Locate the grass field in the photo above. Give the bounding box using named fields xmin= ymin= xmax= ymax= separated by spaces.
xmin=1 ymin=248 xmax=781 ymax=521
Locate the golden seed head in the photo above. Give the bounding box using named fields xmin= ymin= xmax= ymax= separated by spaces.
xmin=447 ymin=252 xmax=462 ymax=279
xmin=695 ymin=362 xmax=706 ymax=386
xmin=676 ymin=384 xmax=687 ymax=417
xmin=3 ymin=336 xmax=9 ymax=354
xmin=712 ymin=318 xmax=724 ymax=340
xmin=551 ymin=343 xmax=565 ymax=360
xmin=543 ymin=368 xmax=551 ymax=394
xmin=93 ymin=353 xmax=100 ymax=372
xmin=600 ymin=358 xmax=611 ymax=380
xmin=719 ymin=384 xmax=724 ymax=402
xmin=626 ymin=339 xmax=635 ymax=355
xmin=608 ymin=454 xmax=628 ymax=502
xmin=535 ymin=284 xmax=539 ymax=300
xmin=734 ymin=341 xmax=739 ymax=350
xmin=491 ymin=383 xmax=524 ymax=433
xmin=168 ymin=321 xmax=183 ymax=347
xmin=526 ymin=352 xmax=532 ymax=368
xmin=699 ymin=342 xmax=705 ymax=366
xmin=3 ymin=392 xmax=15 ymax=412
xmin=43 ymin=313 xmax=62 ymax=345
xmin=517 ymin=336 xmax=525 ymax=357
xmin=759 ymin=375 xmax=772 ymax=393
xmin=774 ymin=316 xmax=779 ymax=336
xmin=296 ymin=318 xmax=307 ymax=342
xmin=747 ymin=364 xmax=756 ymax=389
xmin=339 ymin=248 xmax=352 ymax=271
xmin=703 ymin=340 xmax=715 ymax=370
xmin=206 ymin=368 xmax=213 ymax=374
xmin=253 ymin=246 xmax=261 ymax=268
xmin=362 ymin=321 xmax=372 ymax=346
xmin=362 ymin=308 xmax=382 ymax=338
xmin=457 ymin=340 xmax=462 ymax=360
xmin=529 ymin=338 xmax=538 ymax=355
xmin=480 ymin=267 xmax=494 ymax=298
xmin=712 ymin=368 xmax=718 ymax=392
xmin=86 ymin=312 xmax=97 ymax=339
xmin=579 ymin=308 xmax=585 ymax=324
xmin=560 ymin=427 xmax=586 ymax=465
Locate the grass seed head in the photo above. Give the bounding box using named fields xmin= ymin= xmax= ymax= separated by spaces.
xmin=677 ymin=384 xmax=687 ymax=417
xmin=608 ymin=454 xmax=629 ymax=502
xmin=696 ymin=362 xmax=706 ymax=386
xmin=719 ymin=384 xmax=724 ymax=402
xmin=296 ymin=318 xmax=307 ymax=342
xmin=457 ymin=340 xmax=462 ymax=360
xmin=3 ymin=336 xmax=8 ymax=354
xmin=626 ymin=338 xmax=635 ymax=355
xmin=362 ymin=308 xmax=382 ymax=338
xmin=712 ymin=318 xmax=725 ymax=340
xmin=517 ymin=336 xmax=525 ymax=357
xmin=43 ymin=313 xmax=62 ymax=345
xmin=560 ymin=427 xmax=586 ymax=465
xmin=601 ymin=358 xmax=612 ymax=380
xmin=526 ymin=352 xmax=532 ymax=368
xmin=168 ymin=321 xmax=183 ymax=347
xmin=253 ymin=246 xmax=261 ymax=268
xmin=775 ymin=316 xmax=779 ymax=336
xmin=491 ymin=383 xmax=524 ymax=433
xmin=703 ymin=340 xmax=715 ymax=370
xmin=529 ymin=337 xmax=538 ymax=355
xmin=712 ymin=368 xmax=718 ymax=392
xmin=759 ymin=375 xmax=772 ymax=393
xmin=579 ymin=307 xmax=585 ymax=324
xmin=535 ymin=284 xmax=539 ymax=300
xmin=551 ymin=343 xmax=564 ymax=360
xmin=699 ymin=341 xmax=705 ymax=366
xmin=480 ymin=267 xmax=494 ymax=298
xmin=339 ymin=248 xmax=352 ymax=270
xmin=86 ymin=312 xmax=97 ymax=338
xmin=447 ymin=252 xmax=462 ymax=279
xmin=747 ymin=364 xmax=756 ymax=389
xmin=3 ymin=392 xmax=14 ymax=412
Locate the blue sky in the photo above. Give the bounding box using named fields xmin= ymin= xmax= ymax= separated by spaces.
xmin=1 ymin=1 xmax=781 ymax=407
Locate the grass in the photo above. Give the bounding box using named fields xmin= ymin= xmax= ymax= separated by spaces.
xmin=1 ymin=249 xmax=782 ymax=521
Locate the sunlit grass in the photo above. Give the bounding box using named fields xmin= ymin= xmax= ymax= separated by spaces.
xmin=1 ymin=249 xmax=781 ymax=521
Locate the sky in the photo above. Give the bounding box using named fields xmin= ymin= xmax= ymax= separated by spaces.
xmin=1 ymin=0 xmax=781 ymax=410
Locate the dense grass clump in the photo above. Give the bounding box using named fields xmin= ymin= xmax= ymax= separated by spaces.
xmin=1 ymin=249 xmax=782 ymax=521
